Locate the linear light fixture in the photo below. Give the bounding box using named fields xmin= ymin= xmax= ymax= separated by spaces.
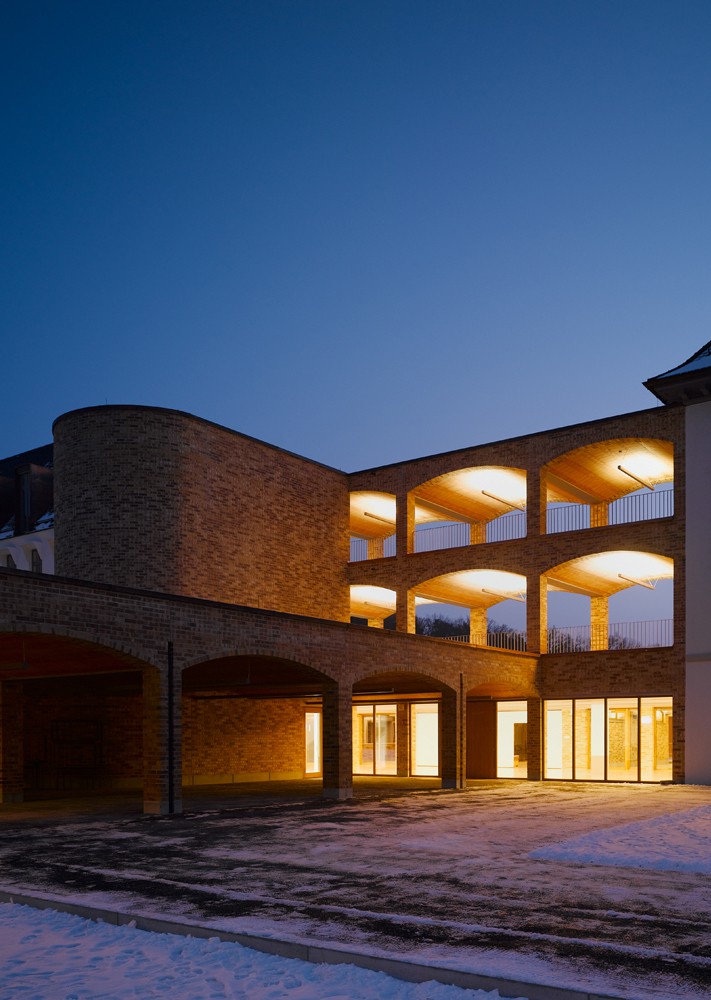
xmin=364 ymin=511 xmax=394 ymax=524
xmin=482 ymin=588 xmax=526 ymax=603
xmin=481 ymin=490 xmax=525 ymax=511
xmin=618 ymin=572 xmax=656 ymax=590
xmin=617 ymin=465 xmax=654 ymax=491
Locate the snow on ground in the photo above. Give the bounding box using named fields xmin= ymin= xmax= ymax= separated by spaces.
xmin=530 ymin=803 xmax=711 ymax=872
xmin=0 ymin=903 xmax=525 ymax=1000
xmin=3 ymin=783 xmax=711 ymax=999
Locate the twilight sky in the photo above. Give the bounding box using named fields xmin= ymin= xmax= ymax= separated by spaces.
xmin=3 ymin=1 xmax=711 ymax=469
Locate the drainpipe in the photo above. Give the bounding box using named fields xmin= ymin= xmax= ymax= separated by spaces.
xmin=167 ymin=641 xmax=175 ymax=815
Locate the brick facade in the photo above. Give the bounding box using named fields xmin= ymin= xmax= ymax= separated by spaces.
xmin=0 ymin=394 xmax=699 ymax=812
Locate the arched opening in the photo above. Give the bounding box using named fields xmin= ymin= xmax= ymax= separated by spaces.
xmin=544 ymin=438 xmax=673 ymax=535
xmin=412 ymin=466 xmax=527 ymax=553
xmin=182 ymin=654 xmax=336 ymax=793
xmin=545 ymin=550 xmax=673 ymax=652
xmin=349 ymin=492 xmax=396 ymax=561
xmin=414 ymin=569 xmax=527 ymax=650
xmin=0 ymin=632 xmax=149 ymax=808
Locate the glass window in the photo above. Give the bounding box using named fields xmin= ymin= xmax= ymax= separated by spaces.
xmin=607 ymin=697 xmax=639 ymax=781
xmin=545 ymin=700 xmax=573 ymax=779
xmin=411 ymin=703 xmax=439 ymax=776
xmin=574 ymin=699 xmax=605 ymax=780
xmin=305 ymin=711 xmax=321 ymax=775
xmin=640 ymin=697 xmax=673 ymax=782
xmin=352 ymin=704 xmax=397 ymax=775
xmin=497 ymin=701 xmax=528 ymax=778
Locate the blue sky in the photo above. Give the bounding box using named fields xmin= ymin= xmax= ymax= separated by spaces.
xmin=3 ymin=1 xmax=711 ymax=469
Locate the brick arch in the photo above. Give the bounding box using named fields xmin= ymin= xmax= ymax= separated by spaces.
xmin=543 ymin=436 xmax=674 ymax=503
xmin=351 ymin=667 xmax=457 ymax=694
xmin=179 ymin=644 xmax=341 ymax=684
xmin=0 ymin=628 xmax=160 ymax=678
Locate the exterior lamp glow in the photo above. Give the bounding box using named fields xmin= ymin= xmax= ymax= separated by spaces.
xmin=617 ymin=465 xmax=654 ymax=491
xmin=481 ymin=490 xmax=526 ymax=511
xmin=618 ymin=573 xmax=656 ymax=590
xmin=482 ymin=588 xmax=526 ymax=603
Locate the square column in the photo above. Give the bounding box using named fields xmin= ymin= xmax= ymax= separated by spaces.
xmin=440 ymin=686 xmax=465 ymax=789
xmin=469 ymin=522 xmax=486 ymax=545
xmin=590 ymin=596 xmax=609 ymax=650
xmin=396 ymin=491 xmax=415 ymax=555
xmin=396 ymin=587 xmax=415 ymax=634
xmin=526 ymin=573 xmax=547 ymax=654
xmin=366 ymin=537 xmax=384 ymax=559
xmin=0 ymin=681 xmax=24 ymax=803
xmin=469 ymin=607 xmax=487 ymax=645
xmin=526 ymin=698 xmax=543 ymax=780
xmin=322 ymin=682 xmax=353 ymax=799
xmin=143 ymin=659 xmax=182 ymax=815
xmin=590 ymin=501 xmax=608 ymax=528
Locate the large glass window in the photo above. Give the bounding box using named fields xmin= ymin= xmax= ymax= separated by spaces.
xmin=574 ymin=699 xmax=605 ymax=780
xmin=544 ymin=700 xmax=573 ymax=779
xmin=352 ymin=704 xmax=397 ymax=775
xmin=607 ymin=697 xmax=638 ymax=781
xmin=544 ymin=696 xmax=672 ymax=782
xmin=497 ymin=702 xmax=528 ymax=777
xmin=305 ymin=711 xmax=321 ymax=775
xmin=640 ymin=696 xmax=673 ymax=781
xmin=410 ymin=703 xmax=439 ymax=776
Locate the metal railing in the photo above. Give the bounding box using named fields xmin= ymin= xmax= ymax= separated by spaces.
xmin=547 ymin=489 xmax=674 ymax=535
xmin=445 ymin=630 xmax=528 ymax=652
xmin=413 ymin=511 xmax=526 ymax=553
xmin=350 ymin=534 xmax=396 ymax=562
xmin=443 ymin=619 xmax=672 ymax=653
xmin=546 ymin=619 xmax=673 ymax=653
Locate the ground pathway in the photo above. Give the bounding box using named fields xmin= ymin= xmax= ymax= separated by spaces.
xmin=1 ymin=782 xmax=710 ymax=999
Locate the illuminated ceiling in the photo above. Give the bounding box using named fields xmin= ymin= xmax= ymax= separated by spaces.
xmin=349 ymin=492 xmax=397 ymax=539
xmin=349 ymin=585 xmax=434 ymax=620
xmin=548 ymin=550 xmax=673 ymax=598
xmin=414 ymin=569 xmax=527 ymax=610
xmin=414 ymin=467 xmax=527 ymax=524
xmin=545 ymin=439 xmax=673 ymax=504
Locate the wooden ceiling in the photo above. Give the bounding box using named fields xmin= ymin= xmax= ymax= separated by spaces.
xmin=415 ymin=467 xmax=527 ymax=523
xmin=547 ymin=551 xmax=673 ymax=598
xmin=545 ymin=438 xmax=673 ymax=504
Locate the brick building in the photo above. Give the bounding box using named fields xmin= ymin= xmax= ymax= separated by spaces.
xmin=1 ymin=342 xmax=710 ymax=813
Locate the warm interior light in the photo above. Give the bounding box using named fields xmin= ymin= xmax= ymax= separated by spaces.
xmin=617 ymin=465 xmax=653 ymax=491
xmin=481 ymin=490 xmax=526 ymax=511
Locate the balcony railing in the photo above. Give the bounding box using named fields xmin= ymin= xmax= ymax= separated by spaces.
xmin=443 ymin=619 xmax=672 ymax=654
xmin=546 ymin=619 xmax=673 ymax=653
xmin=445 ymin=630 xmax=528 ymax=652
xmin=547 ymin=489 xmax=674 ymax=535
xmin=350 ymin=534 xmax=396 ymax=562
xmin=413 ymin=512 xmax=526 ymax=553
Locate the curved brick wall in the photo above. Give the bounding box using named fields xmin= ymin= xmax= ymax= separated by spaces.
xmin=53 ymin=406 xmax=350 ymax=619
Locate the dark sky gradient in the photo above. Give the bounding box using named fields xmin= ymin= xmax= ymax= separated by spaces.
xmin=3 ymin=1 xmax=711 ymax=468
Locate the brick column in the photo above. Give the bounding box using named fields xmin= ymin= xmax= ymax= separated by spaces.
xmin=396 ymin=490 xmax=415 ymax=555
xmin=527 ymin=467 xmax=545 ymax=538
xmin=397 ymin=703 xmax=409 ymax=776
xmin=143 ymin=658 xmax=182 ymax=815
xmin=526 ymin=572 xmax=547 ymax=654
xmin=367 ymin=537 xmax=384 ymax=559
xmin=0 ymin=681 xmax=24 ymax=803
xmin=367 ymin=618 xmax=384 ymax=629
xmin=526 ymin=698 xmax=543 ymax=780
xmin=396 ymin=587 xmax=415 ymax=634
xmin=469 ymin=607 xmax=487 ymax=645
xmin=590 ymin=596 xmax=609 ymax=650
xmin=322 ymin=681 xmax=353 ymax=799
xmin=469 ymin=522 xmax=486 ymax=545
xmin=441 ymin=685 xmax=464 ymax=788
xmin=590 ymin=501 xmax=608 ymax=528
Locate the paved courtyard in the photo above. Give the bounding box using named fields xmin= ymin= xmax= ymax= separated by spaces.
xmin=1 ymin=781 xmax=710 ymax=999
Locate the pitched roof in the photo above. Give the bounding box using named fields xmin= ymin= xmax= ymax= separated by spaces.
xmin=644 ymin=340 xmax=711 ymax=405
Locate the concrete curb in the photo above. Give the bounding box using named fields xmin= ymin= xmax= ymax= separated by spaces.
xmin=0 ymin=888 xmax=627 ymax=1000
